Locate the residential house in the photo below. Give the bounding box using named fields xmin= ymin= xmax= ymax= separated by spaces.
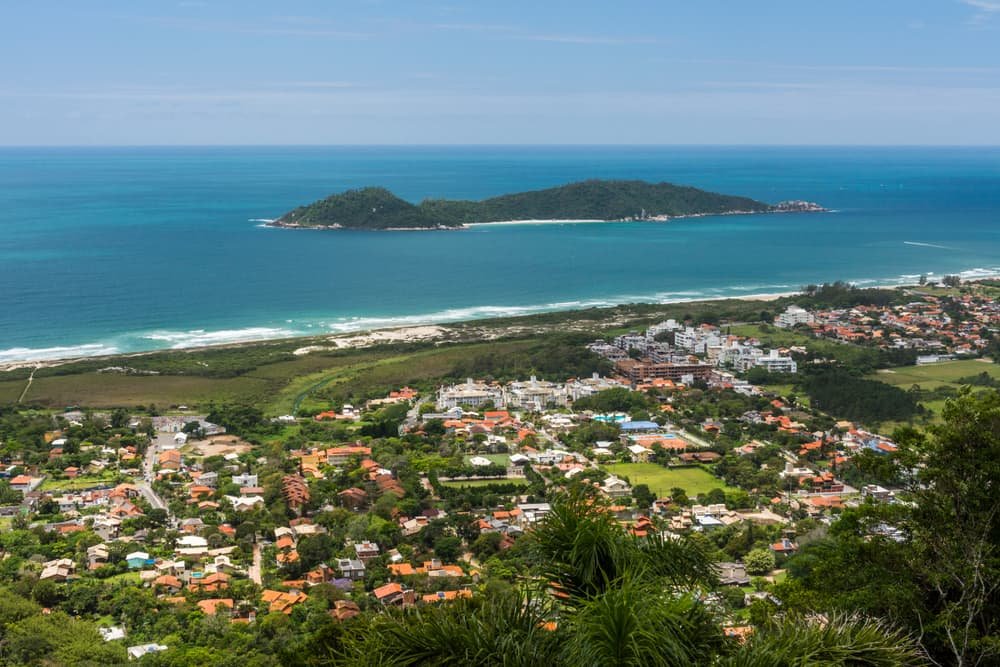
xmin=600 ymin=476 xmax=632 ymax=500
xmin=354 ymin=541 xmax=380 ymax=563
xmin=337 ymin=558 xmax=366 ymax=581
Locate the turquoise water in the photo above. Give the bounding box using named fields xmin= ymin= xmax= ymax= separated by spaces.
xmin=1 ymin=146 xmax=998 ymax=362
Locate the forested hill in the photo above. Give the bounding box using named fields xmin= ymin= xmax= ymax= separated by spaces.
xmin=271 ymin=179 xmax=822 ymax=230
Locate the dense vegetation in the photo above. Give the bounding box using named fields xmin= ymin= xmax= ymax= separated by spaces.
xmin=446 ymin=334 xmax=611 ymax=383
xmin=796 ymin=281 xmax=906 ymax=309
xmin=336 ymin=493 xmax=924 ymax=666
xmin=275 ymin=180 xmax=776 ymax=229
xmin=800 ymin=367 xmax=924 ymax=423
xmin=777 ymin=391 xmax=1000 ymax=666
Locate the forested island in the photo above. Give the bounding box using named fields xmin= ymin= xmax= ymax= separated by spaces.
xmin=269 ymin=179 xmax=825 ymax=230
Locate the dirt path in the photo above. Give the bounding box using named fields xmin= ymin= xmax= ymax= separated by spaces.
xmin=16 ymin=366 xmax=37 ymax=403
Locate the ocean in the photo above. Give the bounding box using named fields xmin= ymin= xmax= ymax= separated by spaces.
xmin=1 ymin=146 xmax=998 ymax=363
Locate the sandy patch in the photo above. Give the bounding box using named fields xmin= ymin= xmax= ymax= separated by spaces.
xmin=187 ymin=434 xmax=253 ymax=458
xmin=294 ymin=325 xmax=448 ymax=355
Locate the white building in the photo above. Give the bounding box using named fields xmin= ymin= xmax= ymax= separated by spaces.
xmin=565 ymin=373 xmax=625 ymax=401
xmin=436 ymin=379 xmax=505 ymax=410
xmin=505 ymin=376 xmax=567 ymax=410
xmin=232 ymin=473 xmax=258 ymax=487
xmin=128 ymin=644 xmax=168 ymax=660
xmin=601 ymin=475 xmax=632 ymax=499
xmin=753 ymin=349 xmax=798 ymax=374
xmin=673 ymin=327 xmax=722 ymax=354
xmin=776 ymin=305 xmax=814 ymax=328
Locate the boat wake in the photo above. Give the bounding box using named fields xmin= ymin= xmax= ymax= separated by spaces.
xmin=903 ymin=241 xmax=957 ymax=250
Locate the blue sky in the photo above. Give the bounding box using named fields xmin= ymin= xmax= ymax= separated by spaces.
xmin=2 ymin=1 xmax=999 ymax=145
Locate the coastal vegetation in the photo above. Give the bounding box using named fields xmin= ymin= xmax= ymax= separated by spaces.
xmin=272 ymin=179 xmax=816 ymax=230
xmin=0 ymin=282 xmax=997 ymax=666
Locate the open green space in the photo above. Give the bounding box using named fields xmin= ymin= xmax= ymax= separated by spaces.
xmin=728 ymin=324 xmax=813 ymax=348
xmin=870 ymin=359 xmax=1000 ymax=389
xmin=869 ymin=359 xmax=1000 ymax=422
xmin=601 ymin=463 xmax=734 ymax=498
xmin=462 ymin=454 xmax=510 ymax=466
xmin=0 ymin=380 xmax=24 ymax=404
xmin=765 ymin=384 xmax=810 ymax=408
xmin=440 ymin=477 xmax=529 ymax=488
xmin=39 ymin=473 xmax=122 ymax=492
xmin=0 ymin=293 xmax=795 ymax=412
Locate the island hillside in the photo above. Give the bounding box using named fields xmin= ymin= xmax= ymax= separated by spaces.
xmin=271 ymin=179 xmax=822 ymax=230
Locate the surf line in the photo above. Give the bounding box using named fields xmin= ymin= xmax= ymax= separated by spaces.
xmin=903 ymin=241 xmax=957 ymax=250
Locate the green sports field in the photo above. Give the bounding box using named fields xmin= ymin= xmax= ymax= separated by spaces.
xmin=601 ymin=463 xmax=733 ymax=498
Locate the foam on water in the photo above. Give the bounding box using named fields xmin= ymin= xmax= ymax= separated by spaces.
xmin=2 ymin=146 xmax=1000 ymax=364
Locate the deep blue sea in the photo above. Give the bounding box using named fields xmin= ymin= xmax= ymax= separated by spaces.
xmin=1 ymin=146 xmax=998 ymax=362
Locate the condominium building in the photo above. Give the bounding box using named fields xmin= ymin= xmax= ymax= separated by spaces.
xmin=776 ymin=305 xmax=815 ymax=328
xmin=436 ymin=379 xmax=505 ymax=409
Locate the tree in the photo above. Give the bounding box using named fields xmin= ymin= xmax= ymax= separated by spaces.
xmin=631 ymin=483 xmax=655 ymax=509
xmin=433 ymin=535 xmax=462 ymax=563
xmin=744 ymin=548 xmax=776 ymax=576
xmin=31 ymin=579 xmax=62 ymax=608
xmin=781 ymin=391 xmax=1000 ymax=666
xmin=337 ymin=493 xmax=922 ymax=666
xmin=721 ymin=613 xmax=925 ymax=666
xmin=472 ymin=532 xmax=503 ymax=560
xmin=895 ymin=391 xmax=1000 ymax=665
xmin=110 ymin=407 xmax=130 ymax=429
xmin=297 ymin=533 xmax=335 ymax=571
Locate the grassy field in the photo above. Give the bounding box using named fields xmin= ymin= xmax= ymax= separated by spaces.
xmin=601 ymin=463 xmax=733 ymax=498
xmin=766 ymin=383 xmax=810 ymax=408
xmin=0 ymin=294 xmax=788 ymax=411
xmin=727 ymin=324 xmax=813 ymax=348
xmin=0 ymin=373 xmax=272 ymax=410
xmin=0 ymin=339 xmax=545 ymax=413
xmin=869 ymin=359 xmax=1000 ymax=423
xmin=463 ymin=454 xmax=510 ymax=466
xmin=440 ymin=477 xmax=529 ymax=488
xmin=39 ymin=473 xmax=121 ymax=492
xmin=870 ymin=359 xmax=1000 ymax=390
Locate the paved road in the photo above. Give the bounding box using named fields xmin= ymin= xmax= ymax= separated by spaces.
xmin=137 ymin=435 xmax=171 ymax=513
xmin=136 ymin=480 xmax=168 ymax=512
xmin=401 ymin=397 xmax=431 ymax=433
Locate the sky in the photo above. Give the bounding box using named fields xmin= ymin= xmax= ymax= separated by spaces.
xmin=2 ymin=1 xmax=1000 ymax=145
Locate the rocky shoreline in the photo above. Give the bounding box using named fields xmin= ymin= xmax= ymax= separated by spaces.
xmin=264 ymin=201 xmax=827 ymax=231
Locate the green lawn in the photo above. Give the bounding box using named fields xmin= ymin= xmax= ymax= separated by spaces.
xmin=765 ymin=384 xmax=810 ymax=408
xmin=870 ymin=360 xmax=1000 ymax=421
xmin=463 ymin=454 xmax=510 ymax=466
xmin=39 ymin=473 xmax=121 ymax=492
xmin=601 ymin=463 xmax=734 ymax=498
xmin=870 ymin=359 xmax=1000 ymax=388
xmin=441 ymin=477 xmax=529 ymax=488
xmin=728 ymin=324 xmax=813 ymax=348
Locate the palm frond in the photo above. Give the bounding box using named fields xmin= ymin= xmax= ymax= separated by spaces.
xmin=563 ymin=577 xmax=723 ymax=667
xmin=716 ymin=613 xmax=928 ymax=667
xmin=335 ymin=588 xmax=562 ymax=667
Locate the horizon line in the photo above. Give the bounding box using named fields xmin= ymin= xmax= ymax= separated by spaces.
xmin=2 ymin=143 xmax=999 ymax=149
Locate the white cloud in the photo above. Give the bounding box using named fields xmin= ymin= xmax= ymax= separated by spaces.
xmin=961 ymin=0 xmax=1000 ymax=11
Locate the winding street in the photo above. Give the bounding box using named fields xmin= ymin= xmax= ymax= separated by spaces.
xmin=137 ymin=435 xmax=170 ymax=513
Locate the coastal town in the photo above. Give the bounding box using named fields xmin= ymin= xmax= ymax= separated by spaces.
xmin=0 ymin=280 xmax=997 ymax=664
